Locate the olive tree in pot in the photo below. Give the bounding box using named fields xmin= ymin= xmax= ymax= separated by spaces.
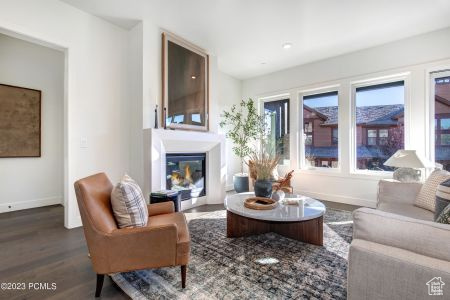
xmin=220 ymin=99 xmax=261 ymax=193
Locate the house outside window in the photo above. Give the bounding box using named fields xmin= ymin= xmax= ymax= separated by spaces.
xmin=354 ymin=80 xmax=405 ymax=171
xmin=302 ymin=91 xmax=339 ymax=168
xmin=434 ymin=75 xmax=450 ymax=170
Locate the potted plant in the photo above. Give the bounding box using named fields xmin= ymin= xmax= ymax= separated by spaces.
xmin=249 ymin=149 xmax=279 ymax=198
xmin=220 ymin=99 xmax=261 ymax=192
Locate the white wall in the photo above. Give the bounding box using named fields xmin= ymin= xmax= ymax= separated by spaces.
xmin=217 ymin=71 xmax=242 ymax=189
xmin=0 ymin=33 xmax=64 ymax=212
xmin=242 ymin=27 xmax=450 ymax=207
xmin=0 ymin=0 xmax=130 ymax=228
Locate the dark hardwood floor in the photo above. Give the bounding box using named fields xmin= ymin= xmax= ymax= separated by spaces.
xmin=0 ymin=200 xmax=359 ymax=299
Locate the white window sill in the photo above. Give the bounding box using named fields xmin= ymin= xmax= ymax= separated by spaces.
xmin=293 ymin=168 xmax=393 ymax=181
xmin=349 ymin=170 xmax=393 ymax=180
xmin=295 ymin=167 xmax=342 ymax=176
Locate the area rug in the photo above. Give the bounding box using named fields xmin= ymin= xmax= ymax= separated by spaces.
xmin=111 ymin=208 xmax=353 ymax=299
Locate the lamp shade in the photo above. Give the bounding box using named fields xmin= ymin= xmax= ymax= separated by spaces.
xmin=384 ymin=150 xmax=429 ymax=168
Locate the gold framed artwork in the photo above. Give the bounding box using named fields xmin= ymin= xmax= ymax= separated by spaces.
xmin=162 ymin=32 xmax=209 ymax=131
xmin=0 ymin=84 xmax=41 ymax=157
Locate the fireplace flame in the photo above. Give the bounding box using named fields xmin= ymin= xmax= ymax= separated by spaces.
xmin=184 ymin=164 xmax=192 ymax=183
xmin=170 ymin=164 xmax=193 ymax=187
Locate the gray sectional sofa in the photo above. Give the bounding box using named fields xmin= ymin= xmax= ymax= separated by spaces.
xmin=348 ymin=180 xmax=450 ymax=300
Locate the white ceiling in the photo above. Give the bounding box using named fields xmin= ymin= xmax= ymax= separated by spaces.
xmin=61 ymin=0 xmax=450 ymax=79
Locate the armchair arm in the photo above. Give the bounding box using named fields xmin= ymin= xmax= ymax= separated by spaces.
xmin=97 ymin=224 xmax=178 ymax=273
xmin=377 ymin=180 xmax=422 ymax=207
xmin=352 ymin=208 xmax=450 ymax=262
xmin=148 ymin=201 xmax=175 ymax=216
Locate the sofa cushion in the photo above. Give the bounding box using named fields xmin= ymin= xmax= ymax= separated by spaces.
xmin=378 ymin=203 xmax=434 ymax=221
xmin=111 ymin=174 xmax=148 ymax=228
xmin=415 ymin=170 xmax=450 ymax=212
xmin=436 ymin=204 xmax=450 ymax=224
xmin=435 ymin=178 xmax=450 ymax=220
xmin=353 ymin=208 xmax=450 ymax=262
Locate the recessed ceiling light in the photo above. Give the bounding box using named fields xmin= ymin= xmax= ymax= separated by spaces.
xmin=261 ymin=62 xmax=267 ymax=65
xmin=191 ymin=75 xmax=196 ymax=79
xmin=282 ymin=42 xmax=292 ymax=49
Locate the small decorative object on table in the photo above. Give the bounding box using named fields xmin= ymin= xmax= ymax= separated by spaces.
xmin=271 ymin=170 xmax=294 ymax=201
xmin=383 ymin=150 xmax=431 ymax=182
xmin=272 ymin=170 xmax=294 ymax=193
xmin=282 ymin=197 xmax=306 ymax=206
xmin=244 ymin=197 xmax=277 ymax=210
xmin=272 ymin=189 xmax=285 ymax=201
xmin=150 ymin=190 xmax=181 ymax=212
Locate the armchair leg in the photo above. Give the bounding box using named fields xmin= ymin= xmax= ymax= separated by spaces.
xmin=181 ymin=265 xmax=187 ymax=288
xmin=95 ymin=274 xmax=104 ymax=297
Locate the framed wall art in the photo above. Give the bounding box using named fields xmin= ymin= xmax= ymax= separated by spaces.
xmin=0 ymin=84 xmax=41 ymax=157
xmin=162 ymin=32 xmax=209 ymax=131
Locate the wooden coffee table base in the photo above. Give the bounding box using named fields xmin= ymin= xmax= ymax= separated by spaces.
xmin=226 ymin=211 xmax=323 ymax=246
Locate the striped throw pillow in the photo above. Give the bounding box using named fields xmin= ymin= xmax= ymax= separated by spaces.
xmin=111 ymin=174 xmax=148 ymax=228
xmin=435 ymin=179 xmax=450 ymax=221
xmin=415 ymin=170 xmax=450 ymax=212
xmin=436 ymin=204 xmax=450 ymax=224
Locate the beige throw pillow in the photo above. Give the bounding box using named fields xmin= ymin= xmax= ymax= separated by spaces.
xmin=111 ymin=174 xmax=148 ymax=228
xmin=415 ymin=170 xmax=450 ymax=212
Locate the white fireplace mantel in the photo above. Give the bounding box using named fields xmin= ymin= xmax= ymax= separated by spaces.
xmin=143 ymin=128 xmax=226 ymax=210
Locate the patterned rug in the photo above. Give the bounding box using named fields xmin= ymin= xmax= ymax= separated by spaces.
xmin=111 ymin=208 xmax=353 ymax=299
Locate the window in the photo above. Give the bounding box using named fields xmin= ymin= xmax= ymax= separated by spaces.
xmin=302 ymin=91 xmax=339 ymax=168
xmin=173 ymin=114 xmax=185 ymax=124
xmin=332 ymin=128 xmax=338 ymax=145
xmin=433 ymin=75 xmax=450 ymax=170
xmin=264 ymin=99 xmax=290 ymax=162
xmin=355 ymin=80 xmax=405 ymax=171
xmin=367 ymin=129 xmax=389 ymax=146
xmin=304 ymin=121 xmax=313 ymax=145
xmin=379 ymin=129 xmax=389 ymax=145
xmin=191 ymin=113 xmax=201 ymax=123
xmin=367 ymin=129 xmax=377 ymax=145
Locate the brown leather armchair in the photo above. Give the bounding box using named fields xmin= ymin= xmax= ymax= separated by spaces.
xmin=74 ymin=173 xmax=190 ymax=297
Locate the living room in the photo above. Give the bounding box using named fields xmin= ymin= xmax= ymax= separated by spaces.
xmin=0 ymin=0 xmax=449 ymax=299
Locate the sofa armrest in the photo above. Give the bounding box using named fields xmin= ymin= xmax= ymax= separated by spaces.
xmin=352 ymin=208 xmax=450 ymax=262
xmin=377 ymin=180 xmax=422 ymax=207
xmin=148 ymin=201 xmax=175 ymax=216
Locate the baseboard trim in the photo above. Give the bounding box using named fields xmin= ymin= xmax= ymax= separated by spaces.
xmin=0 ymin=196 xmax=63 ymax=213
xmin=297 ymin=190 xmax=376 ymax=208
xmin=65 ymin=215 xmax=82 ymax=229
xmin=180 ymin=196 xmax=207 ymax=211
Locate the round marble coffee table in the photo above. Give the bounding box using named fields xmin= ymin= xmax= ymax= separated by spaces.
xmin=224 ymin=192 xmax=326 ymax=245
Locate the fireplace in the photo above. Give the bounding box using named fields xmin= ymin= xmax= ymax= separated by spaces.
xmin=166 ymin=153 xmax=206 ymax=200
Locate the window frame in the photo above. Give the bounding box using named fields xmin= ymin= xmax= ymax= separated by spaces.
xmin=259 ymin=94 xmax=291 ymax=166
xmin=299 ymin=85 xmax=341 ymax=171
xmin=427 ymin=69 xmax=450 ymax=168
xmin=350 ymin=73 xmax=410 ymax=175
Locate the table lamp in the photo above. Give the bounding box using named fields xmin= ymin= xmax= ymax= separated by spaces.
xmin=384 ymin=150 xmax=430 ymax=182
